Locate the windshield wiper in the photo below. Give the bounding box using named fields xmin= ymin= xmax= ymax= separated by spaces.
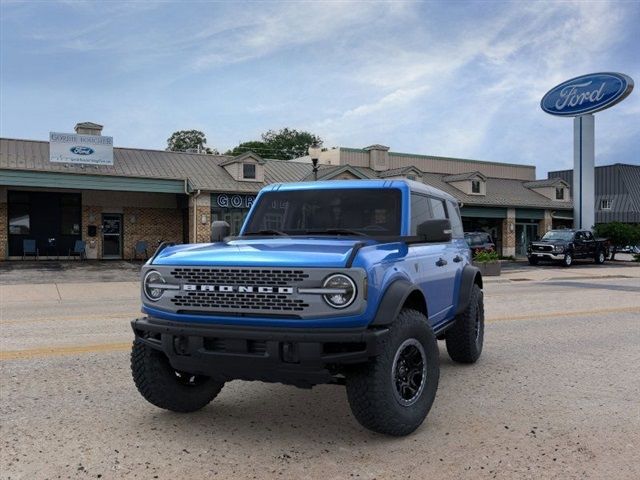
xmin=244 ymin=229 xmax=289 ymax=236
xmin=304 ymin=228 xmax=368 ymax=237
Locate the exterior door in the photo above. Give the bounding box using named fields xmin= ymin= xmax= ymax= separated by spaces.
xmin=516 ymin=223 xmax=539 ymax=257
xmin=102 ymin=214 xmax=123 ymax=259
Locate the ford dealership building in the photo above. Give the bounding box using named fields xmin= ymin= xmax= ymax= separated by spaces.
xmin=0 ymin=122 xmax=574 ymax=260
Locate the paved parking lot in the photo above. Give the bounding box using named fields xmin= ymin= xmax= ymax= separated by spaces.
xmin=1 ymin=261 xmax=639 ymax=479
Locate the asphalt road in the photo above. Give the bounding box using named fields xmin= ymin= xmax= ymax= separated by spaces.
xmin=1 ymin=264 xmax=639 ymax=479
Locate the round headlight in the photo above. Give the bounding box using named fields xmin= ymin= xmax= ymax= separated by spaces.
xmin=143 ymin=270 xmax=166 ymax=301
xmin=555 ymin=245 xmax=565 ymax=252
xmin=322 ymin=274 xmax=356 ymax=309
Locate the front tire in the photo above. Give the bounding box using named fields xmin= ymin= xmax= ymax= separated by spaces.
xmin=562 ymin=253 xmax=573 ymax=267
xmin=595 ymin=250 xmax=606 ymax=264
xmin=345 ymin=309 xmax=439 ymax=436
xmin=131 ymin=340 xmax=224 ymax=413
xmin=445 ymin=284 xmax=484 ymax=363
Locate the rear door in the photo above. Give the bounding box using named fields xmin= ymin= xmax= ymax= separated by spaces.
xmin=426 ymin=197 xmax=458 ymax=323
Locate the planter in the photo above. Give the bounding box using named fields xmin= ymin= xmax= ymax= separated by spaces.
xmin=473 ymin=260 xmax=501 ymax=276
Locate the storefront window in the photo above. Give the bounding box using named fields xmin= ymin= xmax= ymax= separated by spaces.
xmin=211 ymin=193 xmax=257 ymax=235
xmin=9 ymin=204 xmax=30 ymax=234
xmin=60 ymin=194 xmax=81 ymax=235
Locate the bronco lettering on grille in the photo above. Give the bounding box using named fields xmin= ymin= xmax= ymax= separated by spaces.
xmin=182 ymin=285 xmax=294 ymax=294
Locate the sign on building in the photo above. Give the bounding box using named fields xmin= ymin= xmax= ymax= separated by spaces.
xmin=49 ymin=132 xmax=114 ymax=166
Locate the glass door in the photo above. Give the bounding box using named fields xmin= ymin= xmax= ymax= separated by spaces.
xmin=515 ymin=223 xmax=539 ymax=257
xmin=102 ymin=214 xmax=122 ymax=259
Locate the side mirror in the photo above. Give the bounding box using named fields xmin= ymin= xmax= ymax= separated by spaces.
xmin=416 ymin=219 xmax=452 ymax=243
xmin=211 ymin=221 xmax=231 ymax=242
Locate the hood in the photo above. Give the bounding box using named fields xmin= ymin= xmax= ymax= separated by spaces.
xmin=151 ymin=238 xmax=369 ymax=268
xmin=531 ymin=239 xmax=569 ymax=245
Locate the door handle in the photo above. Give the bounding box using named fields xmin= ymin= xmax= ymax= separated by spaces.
xmin=453 ymin=255 xmax=463 ymax=263
xmin=436 ymin=258 xmax=448 ymax=267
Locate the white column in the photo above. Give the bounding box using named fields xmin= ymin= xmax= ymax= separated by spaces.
xmin=573 ymin=114 xmax=595 ymax=230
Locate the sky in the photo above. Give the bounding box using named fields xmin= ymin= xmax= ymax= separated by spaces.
xmin=1 ymin=0 xmax=638 ymax=177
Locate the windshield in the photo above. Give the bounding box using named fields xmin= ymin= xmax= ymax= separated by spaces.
xmin=243 ymin=188 xmax=402 ymax=236
xmin=541 ymin=231 xmax=574 ymax=241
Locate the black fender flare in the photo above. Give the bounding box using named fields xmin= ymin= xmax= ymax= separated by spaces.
xmin=370 ymin=279 xmax=424 ymax=326
xmin=455 ymin=265 xmax=483 ymax=316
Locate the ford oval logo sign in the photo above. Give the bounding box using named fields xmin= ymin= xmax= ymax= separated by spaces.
xmin=541 ymin=72 xmax=633 ymax=117
xmin=70 ymin=146 xmax=95 ymax=155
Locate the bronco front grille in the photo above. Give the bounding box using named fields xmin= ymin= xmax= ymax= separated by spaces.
xmin=170 ymin=292 xmax=309 ymax=312
xmin=170 ymin=268 xmax=309 ymax=286
xmin=534 ymin=245 xmax=553 ymax=252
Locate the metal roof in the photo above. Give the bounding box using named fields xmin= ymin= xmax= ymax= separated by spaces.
xmin=443 ymin=171 xmax=487 ymax=182
xmin=1 ymin=137 xmax=572 ymax=209
xmin=523 ymin=178 xmax=567 ymax=188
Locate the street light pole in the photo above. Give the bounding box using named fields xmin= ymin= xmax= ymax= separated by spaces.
xmin=308 ymin=144 xmax=321 ymax=181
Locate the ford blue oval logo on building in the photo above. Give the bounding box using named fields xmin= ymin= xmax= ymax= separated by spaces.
xmin=541 ymin=72 xmax=633 ymax=117
xmin=70 ymin=146 xmax=95 ymax=155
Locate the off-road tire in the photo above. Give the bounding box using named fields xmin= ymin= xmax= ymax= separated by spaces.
xmin=445 ymin=284 xmax=484 ymax=364
xmin=345 ymin=309 xmax=439 ymax=436
xmin=131 ymin=340 xmax=224 ymax=413
xmin=528 ymin=256 xmax=539 ymax=266
xmin=562 ymin=253 xmax=573 ymax=267
xmin=595 ymin=250 xmax=606 ymax=264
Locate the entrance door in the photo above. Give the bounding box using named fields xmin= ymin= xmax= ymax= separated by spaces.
xmin=515 ymin=223 xmax=539 ymax=257
xmin=102 ymin=214 xmax=123 ymax=259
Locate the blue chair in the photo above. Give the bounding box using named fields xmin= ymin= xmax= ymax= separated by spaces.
xmin=68 ymin=240 xmax=86 ymax=260
xmin=22 ymin=239 xmax=39 ymax=260
xmin=133 ymin=240 xmax=148 ymax=260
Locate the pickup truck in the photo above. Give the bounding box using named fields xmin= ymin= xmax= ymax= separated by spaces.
xmin=527 ymin=229 xmax=609 ymax=267
xmin=131 ymin=179 xmax=484 ymax=436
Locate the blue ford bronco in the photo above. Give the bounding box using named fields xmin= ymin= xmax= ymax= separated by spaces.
xmin=131 ymin=179 xmax=484 ymax=436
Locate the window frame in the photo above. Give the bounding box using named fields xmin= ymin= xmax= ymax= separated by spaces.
xmin=471 ymin=179 xmax=481 ymax=194
xmin=600 ymin=199 xmax=612 ymax=210
xmin=242 ymin=162 xmax=257 ymax=180
xmin=555 ymin=187 xmax=564 ymax=200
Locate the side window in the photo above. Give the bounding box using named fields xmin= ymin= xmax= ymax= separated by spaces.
xmin=410 ymin=194 xmax=432 ymax=235
xmin=446 ymin=200 xmax=464 ymax=238
xmin=584 ymin=231 xmax=593 ymax=241
xmin=429 ymin=198 xmax=447 ymax=220
xmin=575 ymin=232 xmax=583 ymax=241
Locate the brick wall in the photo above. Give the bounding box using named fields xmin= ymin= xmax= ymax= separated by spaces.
xmin=539 ymin=210 xmax=553 ymax=236
xmin=501 ymin=208 xmax=516 ymax=257
xmin=123 ymin=207 xmax=183 ymax=259
xmin=188 ymin=195 xmax=211 ymax=243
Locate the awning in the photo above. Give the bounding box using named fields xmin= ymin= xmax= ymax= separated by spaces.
xmin=1 ymin=169 xmax=187 ymax=194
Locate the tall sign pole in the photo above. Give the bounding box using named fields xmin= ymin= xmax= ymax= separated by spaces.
xmin=573 ymin=114 xmax=595 ymax=229
xmin=541 ymin=72 xmax=633 ymax=230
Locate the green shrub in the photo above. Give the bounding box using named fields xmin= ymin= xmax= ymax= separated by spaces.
xmin=473 ymin=250 xmax=500 ymax=263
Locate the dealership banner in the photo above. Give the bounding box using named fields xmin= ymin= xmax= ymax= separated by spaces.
xmin=49 ymin=132 xmax=114 ymax=165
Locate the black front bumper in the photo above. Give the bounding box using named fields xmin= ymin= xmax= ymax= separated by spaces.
xmin=131 ymin=317 xmax=389 ymax=387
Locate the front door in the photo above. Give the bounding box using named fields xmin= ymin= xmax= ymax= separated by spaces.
xmin=102 ymin=214 xmax=123 ymax=259
xmin=516 ymin=223 xmax=539 ymax=257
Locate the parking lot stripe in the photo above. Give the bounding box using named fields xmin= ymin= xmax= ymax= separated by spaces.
xmin=0 ymin=342 xmax=130 ymax=361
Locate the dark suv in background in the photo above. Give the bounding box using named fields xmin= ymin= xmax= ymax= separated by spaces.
xmin=464 ymin=232 xmax=495 ymax=254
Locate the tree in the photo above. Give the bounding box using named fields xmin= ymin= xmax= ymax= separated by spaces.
xmin=225 ymin=128 xmax=323 ymax=160
xmin=167 ymin=130 xmax=217 ymax=154
xmin=593 ymin=222 xmax=640 ymax=260
xmin=261 ymin=128 xmax=322 ymax=160
xmin=225 ymin=141 xmax=269 ymax=157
